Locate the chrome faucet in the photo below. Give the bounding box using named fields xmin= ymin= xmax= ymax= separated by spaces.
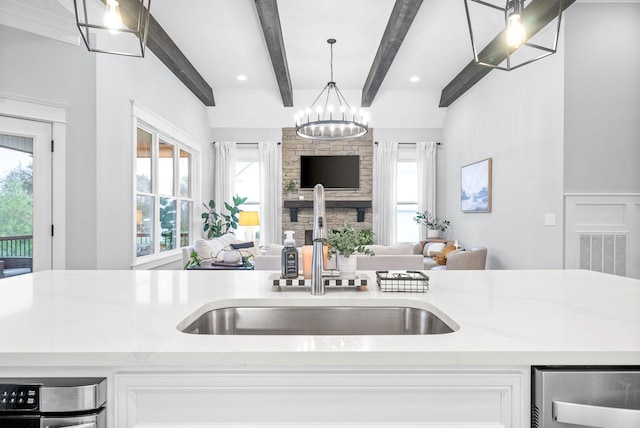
xmin=311 ymin=184 xmax=326 ymax=295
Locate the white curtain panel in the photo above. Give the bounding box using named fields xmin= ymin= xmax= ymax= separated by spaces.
xmin=416 ymin=141 xmax=438 ymax=241
xmin=212 ymin=141 xmax=236 ymax=218
xmin=258 ymin=141 xmax=282 ymax=245
xmin=373 ymin=141 xmax=398 ymax=245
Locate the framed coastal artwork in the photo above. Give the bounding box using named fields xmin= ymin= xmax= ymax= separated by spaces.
xmin=461 ymin=158 xmax=492 ymax=213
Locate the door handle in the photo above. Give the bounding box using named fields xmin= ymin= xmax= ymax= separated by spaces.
xmin=553 ymin=400 xmax=640 ymax=428
xmin=45 ymin=422 xmax=96 ymax=428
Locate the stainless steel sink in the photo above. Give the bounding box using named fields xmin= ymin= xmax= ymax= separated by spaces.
xmin=179 ymin=305 xmax=458 ymax=335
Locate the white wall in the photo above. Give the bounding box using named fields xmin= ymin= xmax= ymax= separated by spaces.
xmin=0 ymin=24 xmax=211 ymax=270
xmin=95 ymin=50 xmax=211 ymax=269
xmin=440 ymin=35 xmax=565 ymax=269
xmin=564 ymin=3 xmax=640 ymax=193
xmin=0 ymin=24 xmax=98 ymax=269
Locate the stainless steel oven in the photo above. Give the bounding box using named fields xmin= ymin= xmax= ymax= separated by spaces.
xmin=533 ymin=366 xmax=640 ymax=428
xmin=0 ymin=377 xmax=106 ymax=428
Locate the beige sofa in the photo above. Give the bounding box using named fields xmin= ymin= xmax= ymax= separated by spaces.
xmin=253 ymin=243 xmax=426 ymax=272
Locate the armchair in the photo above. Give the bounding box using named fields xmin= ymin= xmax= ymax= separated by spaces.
xmin=431 ymin=247 xmax=487 ymax=270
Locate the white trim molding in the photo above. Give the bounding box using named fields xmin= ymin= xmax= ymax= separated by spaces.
xmin=0 ymin=92 xmax=67 ymax=270
xmin=130 ymin=101 xmax=202 ymax=269
xmin=0 ymin=0 xmax=80 ymax=46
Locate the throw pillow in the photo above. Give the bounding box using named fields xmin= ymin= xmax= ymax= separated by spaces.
xmin=193 ymin=239 xmax=215 ymax=261
xmin=425 ymin=242 xmax=445 ymax=257
xmin=435 ymin=244 xmax=457 ymax=265
xmin=230 ymin=240 xmax=260 ymax=257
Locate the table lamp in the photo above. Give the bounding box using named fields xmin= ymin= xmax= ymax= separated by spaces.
xmin=238 ymin=211 xmax=260 ymax=241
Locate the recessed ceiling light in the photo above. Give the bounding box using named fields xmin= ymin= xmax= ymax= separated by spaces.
xmin=237 ymin=75 xmax=247 ymax=81
xmin=409 ymin=76 xmax=420 ymax=82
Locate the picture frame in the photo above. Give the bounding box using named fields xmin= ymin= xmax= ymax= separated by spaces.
xmin=461 ymin=158 xmax=492 ymax=213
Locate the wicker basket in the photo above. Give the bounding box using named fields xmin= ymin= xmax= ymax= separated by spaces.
xmin=376 ymin=270 xmax=429 ymax=292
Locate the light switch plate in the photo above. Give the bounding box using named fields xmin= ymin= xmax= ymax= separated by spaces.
xmin=544 ymin=213 xmax=556 ymax=226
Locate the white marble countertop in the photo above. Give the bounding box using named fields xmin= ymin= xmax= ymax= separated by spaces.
xmin=0 ymin=269 xmax=638 ymax=367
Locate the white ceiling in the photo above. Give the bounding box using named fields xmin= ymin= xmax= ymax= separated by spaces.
xmin=149 ymin=0 xmax=475 ymax=95
xmin=4 ymin=0 xmax=634 ymax=108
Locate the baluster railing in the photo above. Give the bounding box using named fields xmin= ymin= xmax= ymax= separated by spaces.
xmin=0 ymin=235 xmax=33 ymax=257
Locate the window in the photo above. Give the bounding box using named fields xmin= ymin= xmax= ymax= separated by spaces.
xmin=396 ymin=146 xmax=419 ymax=243
xmin=235 ymin=144 xmax=261 ymax=241
xmin=135 ymin=124 xmax=194 ymax=260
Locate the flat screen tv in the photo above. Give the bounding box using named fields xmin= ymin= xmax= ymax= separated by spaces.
xmin=300 ymin=155 xmax=359 ymax=189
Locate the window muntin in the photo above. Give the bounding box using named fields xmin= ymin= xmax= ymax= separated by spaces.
xmin=136 ymin=195 xmax=154 ymax=257
xmin=180 ymin=201 xmax=190 ymax=248
xmin=158 ymin=140 xmax=175 ymax=196
xmin=160 ymin=197 xmax=177 ymax=252
xmin=136 ymin=129 xmax=152 ymax=193
xmin=179 ymin=149 xmax=191 ymax=198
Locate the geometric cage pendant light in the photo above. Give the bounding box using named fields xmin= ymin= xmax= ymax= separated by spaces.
xmin=463 ymin=0 xmax=564 ymax=71
xmin=73 ymin=0 xmax=151 ymax=57
xmin=295 ymin=39 xmax=369 ymax=141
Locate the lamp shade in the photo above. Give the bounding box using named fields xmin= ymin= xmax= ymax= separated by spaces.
xmin=238 ymin=211 xmax=260 ymax=227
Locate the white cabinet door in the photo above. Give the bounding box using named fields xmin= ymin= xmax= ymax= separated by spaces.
xmin=116 ymin=368 xmax=529 ymax=427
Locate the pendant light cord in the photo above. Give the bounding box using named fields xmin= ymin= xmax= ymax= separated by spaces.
xmin=330 ymin=41 xmax=334 ymax=82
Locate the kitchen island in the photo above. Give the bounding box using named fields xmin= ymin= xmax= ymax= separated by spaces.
xmin=0 ymin=269 xmax=638 ymax=427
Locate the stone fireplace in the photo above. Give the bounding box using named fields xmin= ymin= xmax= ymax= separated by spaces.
xmin=281 ymin=127 xmax=373 ymax=247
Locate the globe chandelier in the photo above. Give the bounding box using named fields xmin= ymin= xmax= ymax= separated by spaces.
xmin=295 ymin=39 xmax=369 ymax=141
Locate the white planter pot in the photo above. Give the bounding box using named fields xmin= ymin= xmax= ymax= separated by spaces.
xmin=337 ymin=254 xmax=357 ymax=279
xmin=427 ymin=229 xmax=440 ymax=239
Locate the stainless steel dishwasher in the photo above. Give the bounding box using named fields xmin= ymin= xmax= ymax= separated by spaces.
xmin=0 ymin=377 xmax=106 ymax=427
xmin=533 ymin=366 xmax=640 ymax=428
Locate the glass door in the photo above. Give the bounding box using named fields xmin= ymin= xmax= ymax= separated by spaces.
xmin=0 ymin=116 xmax=52 ymax=277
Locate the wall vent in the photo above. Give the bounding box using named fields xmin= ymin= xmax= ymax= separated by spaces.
xmin=531 ymin=403 xmax=540 ymax=428
xmin=579 ymin=233 xmax=626 ymax=276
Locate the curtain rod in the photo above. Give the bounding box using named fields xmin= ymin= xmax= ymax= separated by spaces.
xmin=374 ymin=141 xmax=441 ymax=145
xmin=212 ymin=141 xmax=281 ymax=145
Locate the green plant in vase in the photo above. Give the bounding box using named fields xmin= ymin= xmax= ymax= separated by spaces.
xmin=284 ymin=179 xmax=297 ymax=199
xmin=414 ymin=210 xmax=450 ymax=238
xmin=184 ymin=251 xmax=203 ymax=270
xmin=326 ymin=222 xmax=374 ymax=278
xmin=201 ymin=195 xmax=248 ymax=239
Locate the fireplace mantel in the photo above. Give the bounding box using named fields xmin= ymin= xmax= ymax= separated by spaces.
xmin=283 ymin=200 xmax=372 ymax=222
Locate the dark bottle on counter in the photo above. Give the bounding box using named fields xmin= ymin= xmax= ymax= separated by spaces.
xmin=281 ymin=230 xmax=298 ymax=279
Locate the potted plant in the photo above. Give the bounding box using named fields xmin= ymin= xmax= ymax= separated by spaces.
xmin=326 ymin=222 xmax=374 ymax=278
xmin=184 ymin=251 xmax=203 ymax=270
xmin=201 ymin=195 xmax=247 ymax=239
xmin=284 ymin=179 xmax=297 ymax=199
xmin=414 ymin=210 xmax=450 ymax=238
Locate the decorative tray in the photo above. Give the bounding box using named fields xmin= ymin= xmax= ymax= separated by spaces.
xmin=269 ymin=273 xmax=368 ymax=291
xmin=376 ymin=270 xmax=429 ymax=292
xmin=211 ymin=260 xmax=244 ymax=267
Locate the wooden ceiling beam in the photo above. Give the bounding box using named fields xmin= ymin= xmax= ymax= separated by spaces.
xmin=118 ymin=0 xmax=215 ymax=106
xmin=439 ymin=0 xmax=575 ymax=108
xmin=254 ymin=0 xmax=293 ymax=107
xmin=361 ymin=0 xmax=423 ymax=108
